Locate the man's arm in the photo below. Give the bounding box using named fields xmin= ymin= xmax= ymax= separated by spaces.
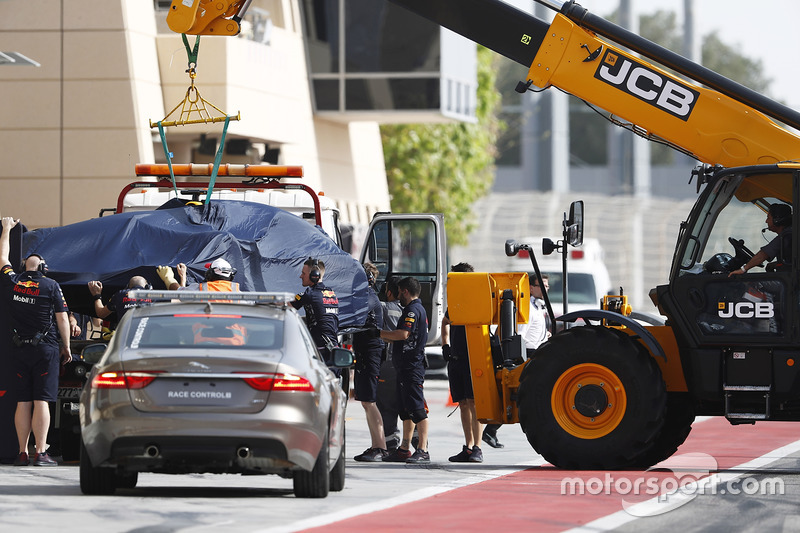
xmin=380 ymin=329 xmax=410 ymax=342
xmin=157 ymin=265 xmax=181 ymax=291
xmin=0 ymin=216 xmax=19 ymax=267
xmin=56 ymin=311 xmax=73 ymax=364
xmin=87 ymin=281 xmax=112 ymax=318
xmin=440 ymin=313 xmax=451 ymax=345
xmin=729 ymin=250 xmax=769 ymax=276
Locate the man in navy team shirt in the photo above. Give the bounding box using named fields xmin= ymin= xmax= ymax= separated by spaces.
xmin=0 ymin=216 xmax=72 ymax=467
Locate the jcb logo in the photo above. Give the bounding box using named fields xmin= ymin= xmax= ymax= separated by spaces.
xmin=718 ymin=301 xmax=774 ymax=319
xmin=595 ymin=51 xmax=699 ymax=121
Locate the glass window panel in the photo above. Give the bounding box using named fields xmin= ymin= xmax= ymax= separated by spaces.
xmin=345 ymin=78 xmax=440 ymax=111
xmin=313 ymin=79 xmax=340 ymax=111
xmin=345 ymin=0 xmax=439 ymax=73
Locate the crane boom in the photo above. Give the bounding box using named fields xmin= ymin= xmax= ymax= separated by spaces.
xmin=390 ymin=0 xmax=800 ymax=167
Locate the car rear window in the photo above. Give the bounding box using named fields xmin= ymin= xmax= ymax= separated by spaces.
xmin=127 ymin=315 xmax=283 ymax=350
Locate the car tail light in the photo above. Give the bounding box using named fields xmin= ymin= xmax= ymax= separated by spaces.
xmin=91 ymin=371 xmax=162 ymax=389
xmin=571 ymin=249 xmax=584 ymax=259
xmin=238 ymin=373 xmax=314 ymax=392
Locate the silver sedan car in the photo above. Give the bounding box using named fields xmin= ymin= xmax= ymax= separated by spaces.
xmin=79 ymin=291 xmax=351 ymax=498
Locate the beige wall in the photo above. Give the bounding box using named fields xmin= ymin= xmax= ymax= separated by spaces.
xmin=0 ymin=0 xmax=161 ymax=227
xmin=0 ymin=0 xmax=391 ymax=230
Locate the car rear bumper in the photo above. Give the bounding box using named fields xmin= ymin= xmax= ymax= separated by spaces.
xmin=82 ymin=408 xmax=324 ymax=473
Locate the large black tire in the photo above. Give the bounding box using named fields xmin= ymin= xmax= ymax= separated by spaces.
xmin=293 ymin=428 xmax=330 ymax=498
xmin=329 ymin=428 xmax=345 ymax=492
xmin=59 ymin=417 xmax=81 ymax=462
xmin=634 ymin=393 xmax=695 ymax=468
xmin=518 ymin=326 xmax=667 ymax=470
xmin=79 ymin=439 xmax=118 ymax=495
xmin=117 ymin=472 xmax=139 ymax=490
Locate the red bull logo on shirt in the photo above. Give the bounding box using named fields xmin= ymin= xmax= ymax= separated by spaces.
xmin=14 ymin=280 xmax=40 ymax=296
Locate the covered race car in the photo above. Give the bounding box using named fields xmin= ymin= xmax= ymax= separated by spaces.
xmin=20 ymin=200 xmax=369 ymax=328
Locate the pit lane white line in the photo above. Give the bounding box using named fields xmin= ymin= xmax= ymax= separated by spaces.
xmin=564 ymin=436 xmax=800 ymax=533
xmin=257 ymin=459 xmax=549 ymax=533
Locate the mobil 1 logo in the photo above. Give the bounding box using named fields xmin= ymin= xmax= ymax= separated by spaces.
xmin=594 ymin=50 xmax=699 ymax=121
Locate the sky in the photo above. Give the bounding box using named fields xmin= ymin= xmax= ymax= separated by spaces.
xmin=554 ymin=0 xmax=800 ymax=110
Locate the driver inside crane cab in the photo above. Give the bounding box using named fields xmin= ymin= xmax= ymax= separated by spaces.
xmin=729 ymin=203 xmax=792 ymax=275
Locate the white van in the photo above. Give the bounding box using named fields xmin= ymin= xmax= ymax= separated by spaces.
xmin=502 ymin=237 xmax=614 ymax=315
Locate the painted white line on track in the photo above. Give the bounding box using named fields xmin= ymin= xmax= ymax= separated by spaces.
xmin=258 ymin=458 xmax=549 ymax=533
xmin=563 ymin=437 xmax=800 ymax=533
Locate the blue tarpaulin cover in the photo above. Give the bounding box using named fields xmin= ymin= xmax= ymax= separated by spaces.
xmin=21 ymin=201 xmax=368 ymax=327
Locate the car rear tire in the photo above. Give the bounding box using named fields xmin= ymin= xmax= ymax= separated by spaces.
xmin=518 ymin=325 xmax=666 ymax=469
xmin=79 ymin=438 xmax=118 ymax=495
xmin=293 ymin=428 xmax=330 ymax=498
xmin=117 ymin=472 xmax=139 ymax=490
xmin=329 ymin=428 xmax=345 ymax=492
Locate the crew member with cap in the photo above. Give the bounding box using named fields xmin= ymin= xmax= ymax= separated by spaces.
xmin=290 ymin=257 xmax=339 ymax=365
xmin=730 ymin=203 xmax=793 ymax=275
xmin=0 ymin=216 xmax=72 ymax=467
xmin=157 ymin=258 xmax=240 ymax=291
xmin=87 ymin=275 xmax=152 ymax=327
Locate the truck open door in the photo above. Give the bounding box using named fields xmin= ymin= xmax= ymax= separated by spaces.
xmin=359 ymin=213 xmax=447 ymax=345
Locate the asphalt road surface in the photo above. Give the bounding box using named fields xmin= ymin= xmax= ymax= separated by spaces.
xmin=2 ymin=379 xmax=800 ymax=532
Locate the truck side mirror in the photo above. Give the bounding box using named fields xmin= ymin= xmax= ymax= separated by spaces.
xmin=566 ymin=200 xmax=584 ymax=247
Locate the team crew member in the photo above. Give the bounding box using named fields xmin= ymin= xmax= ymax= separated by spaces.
xmin=0 ymin=216 xmax=72 ymax=467
xmin=442 ymin=262 xmax=484 ymax=463
xmin=353 ymin=263 xmax=388 ymax=462
xmin=157 ymin=258 xmax=240 ymax=291
xmin=377 ymin=277 xmax=403 ymax=450
xmin=380 ymin=277 xmax=430 ymax=464
xmin=290 ymin=257 xmax=339 ymax=364
xmin=88 ymin=276 xmax=152 ymax=327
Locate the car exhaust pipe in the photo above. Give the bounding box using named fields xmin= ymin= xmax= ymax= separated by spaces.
xmin=145 ymin=445 xmax=160 ymax=458
xmin=236 ymin=446 xmax=251 ymax=459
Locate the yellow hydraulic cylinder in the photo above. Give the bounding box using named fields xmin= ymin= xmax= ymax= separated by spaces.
xmin=447 ymin=272 xmax=529 ymax=422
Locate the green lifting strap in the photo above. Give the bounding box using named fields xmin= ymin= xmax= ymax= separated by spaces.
xmin=204 ymin=115 xmax=232 ymax=206
xmin=182 ymin=34 xmax=200 ymax=68
xmin=157 ymin=121 xmax=179 ymax=197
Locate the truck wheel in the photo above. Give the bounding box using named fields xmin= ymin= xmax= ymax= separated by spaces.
xmin=518 ymin=326 xmax=666 ymax=469
xmin=79 ymin=438 xmax=118 ymax=495
xmin=293 ymin=427 xmax=330 ymax=498
xmin=634 ymin=393 xmax=695 ymax=468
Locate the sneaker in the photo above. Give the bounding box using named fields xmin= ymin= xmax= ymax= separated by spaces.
xmin=406 ymin=449 xmax=430 ymax=464
xmin=383 ymin=447 xmax=412 ymax=462
xmin=448 ymin=445 xmax=472 ymax=463
xmin=482 ymin=432 xmax=504 ymax=449
xmin=33 ymin=453 xmax=58 ymax=467
xmin=354 ymin=447 xmax=387 ymax=462
xmin=13 ymin=452 xmax=29 ymax=466
xmin=385 ymin=434 xmax=400 ymax=451
xmin=469 ymin=446 xmax=484 ymax=463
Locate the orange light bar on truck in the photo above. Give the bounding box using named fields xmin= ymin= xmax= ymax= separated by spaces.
xmin=134 ymin=163 xmax=303 ymax=178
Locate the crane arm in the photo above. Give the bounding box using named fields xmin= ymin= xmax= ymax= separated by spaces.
xmin=390 ymin=0 xmax=800 ymax=167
